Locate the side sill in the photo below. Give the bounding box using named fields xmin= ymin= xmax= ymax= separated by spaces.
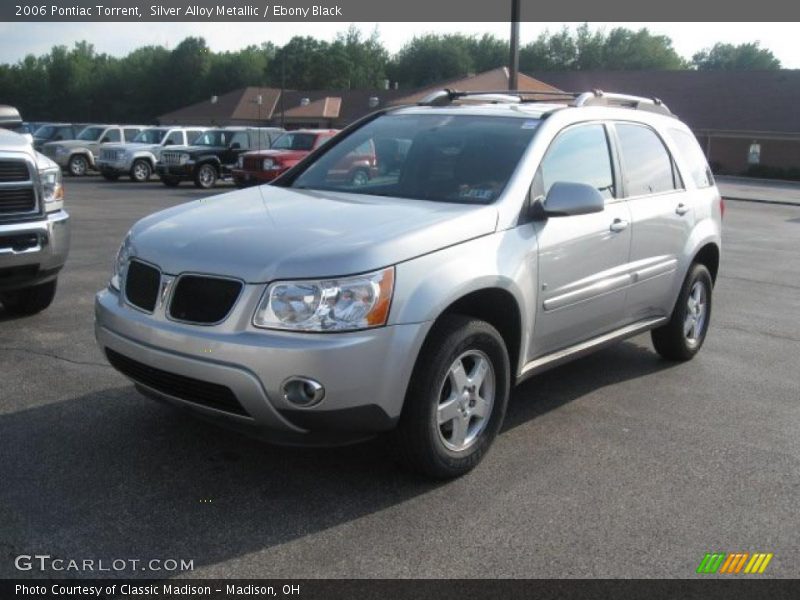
xmin=517 ymin=316 xmax=667 ymax=384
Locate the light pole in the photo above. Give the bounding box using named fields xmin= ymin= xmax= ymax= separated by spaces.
xmin=509 ymin=0 xmax=520 ymax=90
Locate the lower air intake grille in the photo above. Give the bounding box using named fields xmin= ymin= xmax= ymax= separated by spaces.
xmin=106 ymin=348 xmax=249 ymax=417
xmin=124 ymin=259 xmax=161 ymax=312
xmin=0 ymin=187 xmax=36 ymax=214
xmin=169 ymin=275 xmax=242 ymax=324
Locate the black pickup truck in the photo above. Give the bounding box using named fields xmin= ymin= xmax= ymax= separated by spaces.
xmin=155 ymin=127 xmax=283 ymax=189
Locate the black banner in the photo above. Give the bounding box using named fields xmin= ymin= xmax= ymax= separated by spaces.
xmin=3 ymin=579 xmax=800 ymax=600
xmin=2 ymin=0 xmax=800 ymax=22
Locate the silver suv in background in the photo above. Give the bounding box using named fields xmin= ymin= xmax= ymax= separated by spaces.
xmin=96 ymin=127 xmax=207 ymax=182
xmin=42 ymin=124 xmax=146 ymax=176
xmin=1 ymin=106 xmax=70 ymax=315
xmin=96 ymin=90 xmax=722 ymax=478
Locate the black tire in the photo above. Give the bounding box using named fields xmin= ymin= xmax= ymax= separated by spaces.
xmin=130 ymin=159 xmax=152 ymax=182
xmin=101 ymin=172 xmax=120 ymax=181
xmin=68 ymin=154 xmax=89 ymax=177
xmin=161 ymin=176 xmax=181 ymax=187
xmin=651 ymin=263 xmax=713 ymax=361
xmin=0 ymin=279 xmax=57 ymax=316
xmin=194 ymin=164 xmax=218 ymax=189
xmin=350 ymin=168 xmax=369 ymax=186
xmin=392 ymin=314 xmax=510 ymax=479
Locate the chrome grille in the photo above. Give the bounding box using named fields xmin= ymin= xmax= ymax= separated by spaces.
xmin=161 ymin=151 xmax=185 ymax=165
xmin=100 ymin=149 xmax=123 ymax=161
xmin=0 ymin=157 xmax=37 ymax=217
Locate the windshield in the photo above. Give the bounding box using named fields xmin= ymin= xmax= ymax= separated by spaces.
xmin=132 ymin=128 xmax=167 ymax=144
xmin=33 ymin=125 xmax=56 ymax=138
xmin=193 ymin=130 xmax=235 ymax=147
xmin=271 ymin=132 xmax=318 ymax=151
xmin=290 ymin=114 xmax=539 ymax=204
xmin=77 ymin=126 xmax=104 ymax=141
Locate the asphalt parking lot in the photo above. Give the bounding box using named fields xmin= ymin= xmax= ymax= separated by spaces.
xmin=1 ymin=177 xmax=799 ymax=579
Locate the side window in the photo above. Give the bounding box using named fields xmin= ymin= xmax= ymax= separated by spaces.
xmin=536 ymin=124 xmax=615 ymax=200
xmin=616 ymin=123 xmax=677 ymax=196
xmin=230 ymin=131 xmax=249 ymax=149
xmin=668 ymin=128 xmax=714 ymax=189
xmin=165 ymin=130 xmax=184 ymax=145
xmin=103 ymin=128 xmax=121 ymax=143
xmin=123 ymin=128 xmax=139 ymax=142
xmin=187 ymin=130 xmax=203 ymax=144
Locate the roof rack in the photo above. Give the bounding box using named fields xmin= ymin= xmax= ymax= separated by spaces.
xmin=574 ymin=90 xmax=673 ymax=116
xmin=417 ymin=88 xmax=674 ymax=117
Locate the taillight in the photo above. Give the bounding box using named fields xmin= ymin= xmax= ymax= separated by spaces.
xmin=720 ymin=197 xmax=726 ymax=219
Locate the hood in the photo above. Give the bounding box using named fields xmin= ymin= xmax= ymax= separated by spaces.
xmin=177 ymin=145 xmax=225 ymax=156
xmin=103 ymin=142 xmax=160 ymax=153
xmin=244 ymin=149 xmax=307 ymax=160
xmin=128 ymin=185 xmax=498 ymax=282
xmin=0 ymin=128 xmax=34 ymax=151
xmin=43 ymin=139 xmax=96 ymax=149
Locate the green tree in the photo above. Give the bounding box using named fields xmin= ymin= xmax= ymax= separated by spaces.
xmin=692 ymin=42 xmax=781 ymax=70
xmin=388 ymin=34 xmax=475 ymax=87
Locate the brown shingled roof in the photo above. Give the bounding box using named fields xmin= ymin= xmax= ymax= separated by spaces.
xmin=391 ymin=67 xmax=563 ymax=105
xmin=159 ymin=86 xmax=281 ymax=123
xmin=282 ymin=97 xmax=342 ymax=119
xmin=534 ymin=70 xmax=800 ymax=135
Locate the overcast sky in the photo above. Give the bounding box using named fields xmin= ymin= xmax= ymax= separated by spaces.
xmin=1 ymin=22 xmax=798 ymax=68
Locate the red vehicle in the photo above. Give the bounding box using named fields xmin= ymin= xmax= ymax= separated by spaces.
xmin=232 ymin=129 xmax=338 ymax=187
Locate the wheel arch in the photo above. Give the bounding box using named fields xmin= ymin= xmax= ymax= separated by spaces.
xmin=693 ymin=242 xmax=720 ymax=283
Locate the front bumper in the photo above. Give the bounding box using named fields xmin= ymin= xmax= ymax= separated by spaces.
xmin=94 ymin=287 xmax=431 ymax=445
xmin=232 ymin=168 xmax=281 ymax=186
xmin=0 ymin=210 xmax=71 ymax=291
xmin=155 ymin=163 xmax=194 ymax=179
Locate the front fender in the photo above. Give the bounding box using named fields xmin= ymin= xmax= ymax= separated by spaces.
xmin=389 ymin=226 xmax=538 ymax=371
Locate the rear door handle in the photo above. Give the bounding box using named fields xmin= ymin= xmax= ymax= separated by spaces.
xmin=609 ymin=218 xmax=629 ymax=233
xmin=675 ymin=203 xmax=690 ymax=216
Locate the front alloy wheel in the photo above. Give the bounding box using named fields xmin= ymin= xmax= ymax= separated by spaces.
xmin=194 ymin=164 xmax=217 ymax=189
xmin=131 ymin=159 xmax=152 ymax=182
xmin=393 ymin=315 xmax=510 ymax=479
xmin=68 ymin=155 xmax=88 ymax=176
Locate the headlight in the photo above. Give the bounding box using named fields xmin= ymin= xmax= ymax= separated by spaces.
xmin=237 ymin=156 xmax=244 ymax=169
xmin=178 ymin=154 xmax=190 ymax=165
xmin=109 ymin=234 xmax=132 ymax=292
xmin=54 ymin=146 xmax=67 ymax=155
xmin=263 ymin=158 xmax=277 ymax=170
xmin=39 ymin=166 xmax=64 ymax=208
xmin=253 ymin=267 xmax=395 ymax=332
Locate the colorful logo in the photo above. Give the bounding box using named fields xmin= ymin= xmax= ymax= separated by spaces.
xmin=696 ymin=552 xmax=773 ymax=574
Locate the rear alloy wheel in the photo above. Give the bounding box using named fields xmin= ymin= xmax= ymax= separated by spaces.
xmin=68 ymin=155 xmax=89 ymax=177
xmin=651 ymin=263 xmax=713 ymax=361
xmin=393 ymin=315 xmax=510 ymax=479
xmin=130 ymin=159 xmax=152 ymax=182
xmin=0 ymin=279 xmax=57 ymax=316
xmin=194 ymin=164 xmax=218 ymax=189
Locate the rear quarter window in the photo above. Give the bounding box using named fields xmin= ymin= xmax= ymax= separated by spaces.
xmin=668 ymin=128 xmax=715 ymax=189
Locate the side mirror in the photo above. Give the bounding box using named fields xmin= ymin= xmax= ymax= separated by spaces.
xmin=101 ymin=136 xmax=110 ymax=143
xmin=538 ymin=181 xmax=605 ymax=217
xmin=229 ymin=142 xmax=241 ymax=150
xmin=54 ymin=135 xmax=63 ymax=141
xmin=163 ymin=139 xmax=173 ymax=146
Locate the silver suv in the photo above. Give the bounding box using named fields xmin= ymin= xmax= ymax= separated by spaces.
xmin=95 ymin=90 xmax=722 ymax=478
xmin=42 ymin=124 xmax=146 ymax=176
xmin=96 ymin=127 xmax=207 ymax=182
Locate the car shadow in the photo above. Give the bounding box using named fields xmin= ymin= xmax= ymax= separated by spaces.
xmin=0 ymin=339 xmax=675 ymax=578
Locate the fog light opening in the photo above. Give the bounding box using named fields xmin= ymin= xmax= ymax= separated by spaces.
xmin=282 ymin=376 xmax=325 ymax=407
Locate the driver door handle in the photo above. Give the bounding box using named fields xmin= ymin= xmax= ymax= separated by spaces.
xmin=675 ymin=203 xmax=690 ymax=216
xmin=610 ymin=218 xmax=629 ymax=233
